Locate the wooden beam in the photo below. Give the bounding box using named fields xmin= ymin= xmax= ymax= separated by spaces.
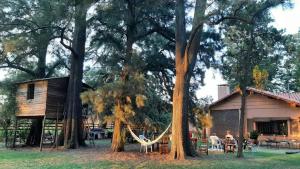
xmin=40 ymin=115 xmax=46 ymax=151
xmin=54 ymin=104 xmax=59 ymax=149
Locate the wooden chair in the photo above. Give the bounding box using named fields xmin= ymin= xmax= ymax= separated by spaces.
xmin=224 ymin=139 xmax=235 ymax=153
xmin=198 ymin=138 xmax=208 ymax=155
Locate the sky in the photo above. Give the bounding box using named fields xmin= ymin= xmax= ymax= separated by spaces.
xmin=0 ymin=1 xmax=300 ymax=100
xmin=197 ymin=0 xmax=300 ymax=101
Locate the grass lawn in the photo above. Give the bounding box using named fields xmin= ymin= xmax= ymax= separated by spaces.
xmin=0 ymin=140 xmax=300 ymax=169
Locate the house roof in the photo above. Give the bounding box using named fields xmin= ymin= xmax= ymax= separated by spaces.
xmin=209 ymin=87 xmax=300 ymax=108
xmin=16 ymin=76 xmax=93 ymax=90
xmin=16 ymin=76 xmax=69 ymax=84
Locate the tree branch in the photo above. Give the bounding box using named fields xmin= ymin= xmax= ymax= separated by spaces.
xmin=45 ymin=59 xmax=66 ymax=78
xmin=59 ymin=27 xmax=79 ymax=58
xmin=134 ymin=28 xmax=157 ymax=41
xmin=0 ymin=63 xmax=36 ymax=77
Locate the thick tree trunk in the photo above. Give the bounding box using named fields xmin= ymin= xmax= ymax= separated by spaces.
xmin=170 ymin=64 xmax=189 ymax=160
xmin=171 ymin=0 xmax=207 ymax=159
xmin=170 ymin=0 xmax=188 ymax=160
xmin=111 ymin=118 xmax=124 ymax=152
xmin=63 ymin=56 xmax=84 ymax=148
xmin=26 ymin=37 xmax=50 ymax=146
xmin=25 ymin=30 xmax=51 ymax=146
xmin=63 ymin=0 xmax=88 ymax=149
xmin=26 ymin=119 xmax=43 ymax=146
xmin=4 ymin=126 xmax=8 ymax=148
xmin=109 ymin=0 xmax=135 ymax=152
xmin=237 ymin=88 xmax=247 ymax=158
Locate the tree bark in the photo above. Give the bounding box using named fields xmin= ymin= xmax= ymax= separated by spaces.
xmin=63 ymin=0 xmax=88 ymax=149
xmin=170 ymin=65 xmax=189 ymax=160
xmin=237 ymin=87 xmax=247 ymax=158
xmin=109 ymin=0 xmax=135 ymax=152
xmin=111 ymin=117 xmax=125 ymax=151
xmin=26 ymin=118 xmax=43 ymax=146
xmin=170 ymin=0 xmax=206 ymax=160
xmin=4 ymin=125 xmax=8 ymax=148
xmin=26 ymin=31 xmax=51 ymax=146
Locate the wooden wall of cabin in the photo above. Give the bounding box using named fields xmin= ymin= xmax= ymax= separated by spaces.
xmin=16 ymin=81 xmax=48 ymax=117
xmin=45 ymin=78 xmax=68 ymax=119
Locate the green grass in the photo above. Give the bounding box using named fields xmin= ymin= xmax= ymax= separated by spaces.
xmin=0 ymin=141 xmax=300 ymax=169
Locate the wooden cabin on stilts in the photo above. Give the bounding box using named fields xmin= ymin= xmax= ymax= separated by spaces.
xmin=14 ymin=77 xmax=92 ymax=151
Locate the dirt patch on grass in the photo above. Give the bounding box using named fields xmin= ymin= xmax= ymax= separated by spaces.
xmin=7 ymin=139 xmax=216 ymax=167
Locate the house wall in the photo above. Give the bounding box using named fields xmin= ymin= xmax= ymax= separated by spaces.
xmin=210 ymin=93 xmax=300 ymax=138
xmin=45 ymin=78 xmax=68 ymax=119
xmin=210 ymin=109 xmax=239 ymax=138
xmin=16 ymin=81 xmax=48 ymax=117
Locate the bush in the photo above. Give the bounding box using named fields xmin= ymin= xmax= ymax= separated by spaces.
xmin=250 ymin=130 xmax=259 ymax=140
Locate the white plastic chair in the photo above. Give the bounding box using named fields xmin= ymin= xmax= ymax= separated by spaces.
xmin=139 ymin=135 xmax=153 ymax=153
xmin=209 ymin=136 xmax=222 ymax=150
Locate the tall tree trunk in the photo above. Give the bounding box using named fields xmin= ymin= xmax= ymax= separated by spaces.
xmin=4 ymin=125 xmax=8 ymax=148
xmin=26 ymin=118 xmax=43 ymax=146
xmin=26 ymin=35 xmax=50 ymax=146
xmin=63 ymin=0 xmax=88 ymax=149
xmin=170 ymin=64 xmax=189 ymax=160
xmin=237 ymin=88 xmax=247 ymax=158
xmin=109 ymin=0 xmax=135 ymax=152
xmin=111 ymin=117 xmax=124 ymax=151
xmin=170 ymin=0 xmax=206 ymax=159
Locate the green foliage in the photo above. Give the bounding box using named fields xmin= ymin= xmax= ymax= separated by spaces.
xmin=0 ymin=76 xmax=18 ymax=129
xmin=274 ymin=31 xmax=300 ymax=92
xmin=221 ymin=4 xmax=288 ymax=90
xmin=81 ymin=72 xmax=146 ymax=124
xmin=190 ymin=97 xmax=213 ymax=130
xmin=253 ymin=65 xmax=269 ymax=90
xmin=0 ymin=0 xmax=69 ymax=78
xmin=250 ymin=130 xmax=259 ymax=140
xmin=82 ymin=71 xmax=172 ymax=130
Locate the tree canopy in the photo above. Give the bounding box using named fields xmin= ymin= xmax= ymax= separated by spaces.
xmin=0 ymin=0 xmax=296 ymax=161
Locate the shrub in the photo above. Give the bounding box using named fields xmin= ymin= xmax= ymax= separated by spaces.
xmin=250 ymin=130 xmax=259 ymax=140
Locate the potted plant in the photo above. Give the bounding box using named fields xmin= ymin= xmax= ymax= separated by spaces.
xmin=250 ymin=130 xmax=259 ymax=145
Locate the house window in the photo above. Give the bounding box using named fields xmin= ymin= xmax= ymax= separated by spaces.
xmin=27 ymin=83 xmax=35 ymax=100
xmin=256 ymin=120 xmax=288 ymax=135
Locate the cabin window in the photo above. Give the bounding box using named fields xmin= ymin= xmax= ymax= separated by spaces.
xmin=27 ymin=84 xmax=35 ymax=100
xmin=256 ymin=120 xmax=288 ymax=135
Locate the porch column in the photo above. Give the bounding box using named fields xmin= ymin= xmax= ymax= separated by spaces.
xmin=244 ymin=110 xmax=247 ymax=137
xmin=287 ymin=120 xmax=291 ymax=137
xmin=253 ymin=121 xmax=256 ymax=130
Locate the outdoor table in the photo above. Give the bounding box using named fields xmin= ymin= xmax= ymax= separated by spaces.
xmin=279 ymin=140 xmax=290 ymax=148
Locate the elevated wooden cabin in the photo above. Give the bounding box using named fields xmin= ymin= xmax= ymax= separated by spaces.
xmin=16 ymin=77 xmax=91 ymax=119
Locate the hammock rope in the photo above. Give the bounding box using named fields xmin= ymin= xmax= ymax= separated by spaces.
xmin=127 ymin=123 xmax=171 ymax=146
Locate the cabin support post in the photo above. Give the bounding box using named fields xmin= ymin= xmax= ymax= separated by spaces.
xmin=287 ymin=120 xmax=291 ymax=137
xmin=13 ymin=118 xmax=18 ymax=148
xmin=54 ymin=104 xmax=59 ymax=149
xmin=40 ymin=116 xmax=46 ymax=151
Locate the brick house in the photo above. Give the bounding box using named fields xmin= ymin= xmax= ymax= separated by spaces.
xmin=209 ymin=85 xmax=300 ymax=140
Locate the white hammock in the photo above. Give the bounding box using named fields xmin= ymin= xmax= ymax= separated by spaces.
xmin=127 ymin=123 xmax=171 ymax=147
